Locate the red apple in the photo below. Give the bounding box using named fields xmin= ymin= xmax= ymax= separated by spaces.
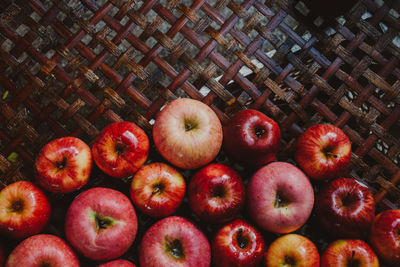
xmin=153 ymin=98 xmax=223 ymax=169
xmin=294 ymin=124 xmax=351 ymax=180
xmin=130 ymin=163 xmax=185 ymax=218
xmin=212 ymin=219 xmax=265 ymax=267
xmin=247 ymin=162 xmax=314 ymax=234
xmin=188 ymin=163 xmax=245 ymax=223
xmin=264 ymin=234 xmax=319 ymax=267
xmin=65 ymin=187 xmax=137 ymax=261
xmin=139 ymin=216 xmax=211 ymax=267
xmin=315 ymin=177 xmax=375 ymax=238
xmin=223 ymin=109 xmax=281 ymax=167
xmin=5 ymin=234 xmax=79 ymax=267
xmin=369 ymin=209 xmax=400 ymax=266
xmin=321 ymin=239 xmax=379 ymax=267
xmin=98 ymin=259 xmax=136 ymax=267
xmin=0 ymin=181 xmax=50 ymax=239
xmin=35 ymin=136 xmax=92 ymax=193
xmin=92 ymin=121 xmax=149 ymax=178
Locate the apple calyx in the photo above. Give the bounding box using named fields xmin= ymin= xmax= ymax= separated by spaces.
xmin=254 ymin=125 xmax=267 ymax=138
xmin=9 ymin=198 xmax=24 ymax=213
xmin=165 ymin=238 xmax=185 ymax=260
xmin=55 ymin=157 xmax=67 ymax=171
xmin=235 ymin=228 xmax=249 ymax=249
xmin=274 ymin=191 xmax=290 ymax=208
xmin=284 ymin=255 xmax=296 ymax=266
xmin=210 ymin=184 xmax=226 ymax=199
xmin=93 ymin=213 xmax=114 ymax=231
xmin=321 ymin=145 xmax=338 ymax=159
xmin=339 ymin=192 xmax=358 ymax=208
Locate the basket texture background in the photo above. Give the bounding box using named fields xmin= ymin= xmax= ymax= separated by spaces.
xmin=0 ymin=0 xmax=399 ymax=265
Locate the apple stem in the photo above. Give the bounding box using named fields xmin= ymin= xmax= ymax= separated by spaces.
xmin=9 ymin=199 xmax=24 ymax=213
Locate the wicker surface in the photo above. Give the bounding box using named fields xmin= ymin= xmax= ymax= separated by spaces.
xmin=0 ymin=0 xmax=399 ymax=264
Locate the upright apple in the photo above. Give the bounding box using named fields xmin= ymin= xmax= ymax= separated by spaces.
xmin=5 ymin=234 xmax=79 ymax=267
xmin=369 ymin=209 xmax=400 ymax=266
xmin=247 ymin=162 xmax=314 ymax=234
xmin=92 ymin=121 xmax=149 ymax=178
xmin=315 ymin=177 xmax=375 ymax=238
xmin=264 ymin=234 xmax=320 ymax=267
xmin=321 ymin=239 xmax=379 ymax=267
xmin=223 ymin=109 xmax=281 ymax=167
xmin=35 ymin=136 xmax=92 ymax=193
xmin=188 ymin=163 xmax=245 ymax=223
xmin=294 ymin=124 xmax=351 ymax=180
xmin=153 ymin=98 xmax=223 ymax=169
xmin=139 ymin=216 xmax=211 ymax=267
xmin=0 ymin=181 xmax=50 ymax=239
xmin=98 ymin=259 xmax=136 ymax=267
xmin=65 ymin=187 xmax=137 ymax=261
xmin=212 ymin=219 xmax=265 ymax=267
xmin=130 ymin=163 xmax=185 ymax=218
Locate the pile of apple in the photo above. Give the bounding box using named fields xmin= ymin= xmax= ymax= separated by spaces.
xmin=0 ymin=98 xmax=399 ymax=267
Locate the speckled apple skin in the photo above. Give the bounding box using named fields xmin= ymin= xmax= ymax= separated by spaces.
xmin=65 ymin=187 xmax=137 ymax=261
xmin=98 ymin=259 xmax=136 ymax=267
xmin=247 ymin=162 xmax=314 ymax=234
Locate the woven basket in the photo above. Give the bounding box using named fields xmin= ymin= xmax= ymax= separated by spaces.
xmin=0 ymin=0 xmax=399 ymax=265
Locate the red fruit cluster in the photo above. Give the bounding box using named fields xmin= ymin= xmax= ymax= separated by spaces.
xmin=0 ymin=99 xmax=398 ymax=267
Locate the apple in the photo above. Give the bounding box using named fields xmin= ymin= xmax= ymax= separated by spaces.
xmin=247 ymin=162 xmax=314 ymax=234
xmin=188 ymin=163 xmax=245 ymax=223
xmin=35 ymin=136 xmax=92 ymax=193
xmin=153 ymin=98 xmax=223 ymax=169
xmin=98 ymin=259 xmax=136 ymax=267
xmin=369 ymin=209 xmax=400 ymax=266
xmin=223 ymin=109 xmax=281 ymax=167
xmin=130 ymin=162 xmax=185 ymax=218
xmin=139 ymin=216 xmax=211 ymax=267
xmin=315 ymin=177 xmax=375 ymax=238
xmin=5 ymin=234 xmax=79 ymax=267
xmin=294 ymin=124 xmax=351 ymax=180
xmin=92 ymin=121 xmax=149 ymax=178
xmin=321 ymin=239 xmax=379 ymax=267
xmin=65 ymin=187 xmax=137 ymax=261
xmin=0 ymin=181 xmax=50 ymax=239
xmin=212 ymin=219 xmax=265 ymax=267
xmin=264 ymin=234 xmax=319 ymax=267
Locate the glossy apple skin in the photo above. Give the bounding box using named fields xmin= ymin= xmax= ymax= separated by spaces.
xmin=223 ymin=109 xmax=281 ymax=167
xmin=0 ymin=181 xmax=51 ymax=239
xmin=294 ymin=124 xmax=351 ymax=180
xmin=369 ymin=209 xmax=400 ymax=266
xmin=139 ymin=216 xmax=211 ymax=267
xmin=316 ymin=177 xmax=375 ymax=238
xmin=247 ymin=162 xmax=314 ymax=234
xmin=212 ymin=219 xmax=265 ymax=267
xmin=35 ymin=136 xmax=92 ymax=193
xmin=153 ymin=98 xmax=223 ymax=170
xmin=92 ymin=121 xmax=149 ymax=178
xmin=264 ymin=234 xmax=320 ymax=267
xmin=321 ymin=239 xmax=379 ymax=267
xmin=65 ymin=187 xmax=137 ymax=261
xmin=188 ymin=163 xmax=245 ymax=223
xmin=130 ymin=163 xmax=185 ymax=218
xmin=98 ymin=259 xmax=136 ymax=267
xmin=5 ymin=234 xmax=79 ymax=267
